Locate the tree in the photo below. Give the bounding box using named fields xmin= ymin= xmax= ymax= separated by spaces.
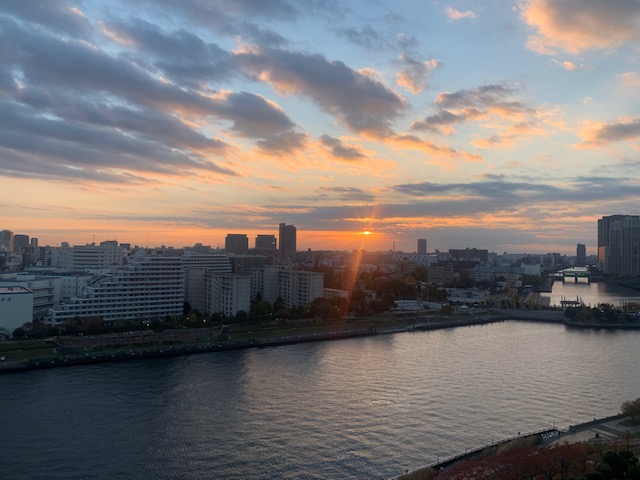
xmin=621 ymin=397 xmax=640 ymax=423
xmin=12 ymin=327 xmax=26 ymax=339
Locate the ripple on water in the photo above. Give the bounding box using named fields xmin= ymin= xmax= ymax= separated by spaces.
xmin=2 ymin=321 xmax=640 ymax=480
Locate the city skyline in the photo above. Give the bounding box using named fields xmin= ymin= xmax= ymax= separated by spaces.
xmin=1 ymin=1 xmax=639 ymax=254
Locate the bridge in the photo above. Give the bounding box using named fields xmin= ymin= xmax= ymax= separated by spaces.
xmin=561 ymin=268 xmax=590 ymax=283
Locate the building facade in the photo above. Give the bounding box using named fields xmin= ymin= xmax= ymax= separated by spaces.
xmin=255 ymin=234 xmax=277 ymax=253
xmin=0 ymin=286 xmax=33 ymax=334
xmin=255 ymin=266 xmax=323 ymax=309
xmin=417 ymin=238 xmax=427 ymax=255
xmin=278 ymin=223 xmax=297 ymax=264
xmin=598 ymin=215 xmax=640 ymax=276
xmin=48 ymin=253 xmax=184 ymax=323
xmin=225 ymin=234 xmax=249 ymax=255
xmin=576 ymin=243 xmax=586 ymax=266
xmin=182 ymin=253 xmax=232 ymax=313
xmin=0 ymin=273 xmax=61 ymax=320
xmin=204 ymin=273 xmax=252 ymax=317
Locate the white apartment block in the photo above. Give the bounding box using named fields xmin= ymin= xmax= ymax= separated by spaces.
xmin=0 ymin=273 xmax=61 ymax=320
xmin=48 ymin=253 xmax=184 ymax=324
xmin=182 ymin=254 xmax=232 ymax=313
xmin=0 ymin=286 xmax=33 ymax=334
xmin=256 ymin=266 xmax=324 ymax=309
xmin=50 ymin=242 xmax=124 ymax=271
xmin=204 ymin=273 xmax=251 ymax=317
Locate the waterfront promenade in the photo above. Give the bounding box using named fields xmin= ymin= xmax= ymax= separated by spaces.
xmin=391 ymin=414 xmax=640 ymax=480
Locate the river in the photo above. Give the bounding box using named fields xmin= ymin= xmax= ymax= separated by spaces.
xmin=2 ymin=321 xmax=640 ymax=480
xmin=543 ymin=279 xmax=640 ymax=307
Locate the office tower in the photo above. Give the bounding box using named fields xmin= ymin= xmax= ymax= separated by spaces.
xmin=13 ymin=234 xmax=29 ymax=253
xmin=225 ymin=234 xmax=249 ymax=255
xmin=417 ymin=238 xmax=427 ymax=255
xmin=255 ymin=234 xmax=277 ymax=253
xmin=279 ymin=223 xmax=297 ymax=263
xmin=30 ymin=237 xmax=38 ymax=247
xmin=576 ymin=243 xmax=586 ymax=266
xmin=598 ymin=215 xmax=640 ymax=276
xmin=0 ymin=230 xmax=14 ymax=253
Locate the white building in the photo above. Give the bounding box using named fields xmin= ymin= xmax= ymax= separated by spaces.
xmin=50 ymin=241 xmax=125 ymax=271
xmin=0 ymin=286 xmax=33 ymax=334
xmin=0 ymin=273 xmax=61 ymax=320
xmin=48 ymin=253 xmax=184 ymax=324
xmin=204 ymin=273 xmax=251 ymax=317
xmin=256 ymin=266 xmax=324 ymax=309
xmin=182 ymin=254 xmax=232 ymax=313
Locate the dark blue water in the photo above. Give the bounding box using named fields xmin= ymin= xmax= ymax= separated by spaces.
xmin=2 ymin=321 xmax=640 ymax=479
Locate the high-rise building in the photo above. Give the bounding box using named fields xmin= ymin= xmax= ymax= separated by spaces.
xmin=13 ymin=234 xmax=29 ymax=253
xmin=598 ymin=215 xmax=640 ymax=276
xmin=255 ymin=234 xmax=277 ymax=253
xmin=576 ymin=243 xmax=586 ymax=266
xmin=417 ymin=238 xmax=427 ymax=255
xmin=279 ymin=223 xmax=297 ymax=263
xmin=0 ymin=230 xmax=14 ymax=253
xmin=225 ymin=234 xmax=249 ymax=255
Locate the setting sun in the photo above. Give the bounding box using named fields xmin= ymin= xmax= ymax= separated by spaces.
xmin=362 ymin=231 xmax=372 ymax=236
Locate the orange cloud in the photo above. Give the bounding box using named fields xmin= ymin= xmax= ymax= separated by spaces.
xmin=520 ymin=0 xmax=640 ymax=54
xmin=577 ymin=117 xmax=640 ymax=147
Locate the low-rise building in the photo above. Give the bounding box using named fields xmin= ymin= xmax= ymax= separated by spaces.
xmin=0 ymin=286 xmax=33 ymax=334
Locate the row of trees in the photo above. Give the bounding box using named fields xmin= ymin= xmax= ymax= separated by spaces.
xmin=564 ymin=304 xmax=638 ymax=324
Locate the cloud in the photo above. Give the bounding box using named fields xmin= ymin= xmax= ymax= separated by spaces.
xmin=578 ymin=118 xmax=640 ymax=146
xmin=335 ymin=25 xmax=393 ymax=51
xmin=236 ymin=46 xmax=408 ymax=136
xmin=0 ymin=0 xmax=91 ymax=35
xmin=395 ymin=56 xmax=440 ymax=94
xmin=619 ymin=72 xmax=640 ymax=89
xmin=388 ymin=135 xmax=482 ymax=162
xmin=0 ymin=16 xmax=305 ymax=164
xmin=316 ymin=186 xmax=377 ymax=203
xmin=411 ymin=84 xmax=539 ymax=147
xmin=100 ymin=19 xmax=234 ymax=87
xmin=320 ymin=135 xmax=366 ymax=160
xmin=553 ymin=60 xmax=585 ymax=71
xmin=135 ymin=0 xmax=293 ymax=47
xmin=445 ymin=6 xmax=478 ymax=21
xmin=520 ymin=0 xmax=640 ymax=55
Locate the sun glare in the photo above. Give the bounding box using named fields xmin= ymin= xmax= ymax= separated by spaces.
xmin=362 ymin=230 xmax=372 ymax=236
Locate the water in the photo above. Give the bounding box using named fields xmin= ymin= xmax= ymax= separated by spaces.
xmin=2 ymin=321 xmax=640 ymax=479
xmin=543 ymin=279 xmax=640 ymax=307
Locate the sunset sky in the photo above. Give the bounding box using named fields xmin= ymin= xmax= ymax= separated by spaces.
xmin=1 ymin=0 xmax=639 ymax=254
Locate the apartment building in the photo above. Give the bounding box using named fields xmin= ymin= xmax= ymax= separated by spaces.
xmin=48 ymin=253 xmax=184 ymax=323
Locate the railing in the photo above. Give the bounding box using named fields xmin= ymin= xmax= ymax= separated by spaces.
xmin=388 ymin=427 xmax=559 ymax=480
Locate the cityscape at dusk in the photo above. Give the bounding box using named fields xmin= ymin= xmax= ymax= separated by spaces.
xmin=2 ymin=3 xmax=640 ymax=479
xmin=1 ymin=1 xmax=639 ymax=254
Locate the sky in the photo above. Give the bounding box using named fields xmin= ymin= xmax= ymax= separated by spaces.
xmin=1 ymin=0 xmax=639 ymax=254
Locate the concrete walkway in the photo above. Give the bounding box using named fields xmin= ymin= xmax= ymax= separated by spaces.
xmin=551 ymin=415 xmax=640 ymax=445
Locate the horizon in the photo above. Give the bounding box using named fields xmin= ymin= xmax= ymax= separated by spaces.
xmin=1 ymin=1 xmax=638 ymax=256
xmin=3 ymin=226 xmax=592 ymax=257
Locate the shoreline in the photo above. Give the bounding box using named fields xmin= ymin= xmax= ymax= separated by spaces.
xmin=2 ymin=312 xmax=639 ymax=374
xmin=390 ymin=413 xmax=639 ymax=480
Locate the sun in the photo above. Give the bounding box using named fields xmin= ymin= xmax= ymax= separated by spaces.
xmin=362 ymin=230 xmax=372 ymax=236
